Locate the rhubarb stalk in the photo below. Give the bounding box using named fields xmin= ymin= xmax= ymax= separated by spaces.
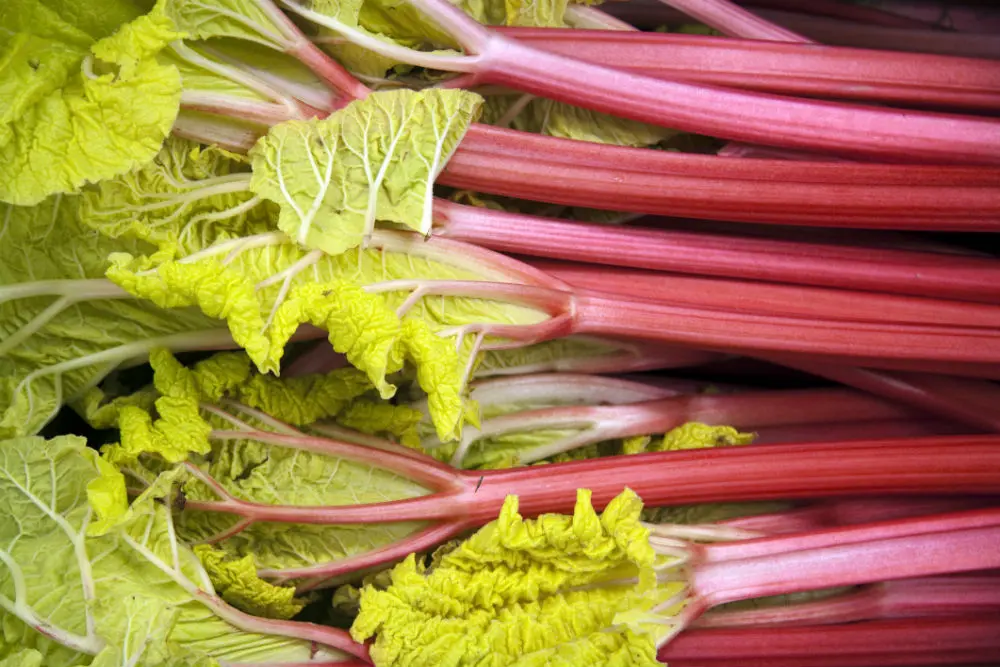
xmin=496 ymin=28 xmax=1000 ymax=110
xmin=178 ymin=430 xmax=1000 ymax=584
xmin=659 ymin=615 xmax=1000 ymax=665
xmin=434 ymin=199 xmax=1000 ymax=303
xmin=658 ymin=0 xmax=811 ymax=41
xmin=280 ymin=0 xmax=1000 ymax=164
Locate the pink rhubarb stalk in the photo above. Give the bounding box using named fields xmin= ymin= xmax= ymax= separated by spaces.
xmin=759 ymin=358 xmax=1000 ymax=432
xmin=281 ymin=0 xmax=1000 ymax=164
xmin=698 ymin=575 xmax=1000 ymax=627
xmin=737 ymin=0 xmax=945 ymax=30
xmin=658 ymin=0 xmax=811 ymax=41
xmin=745 ymin=8 xmax=1000 ymax=59
xmin=496 ymin=28 xmax=1000 ymax=110
xmin=721 ymin=497 xmax=998 ymax=536
xmin=182 ymin=432 xmax=1000 ymax=584
xmin=603 ymin=1 xmax=1000 ymax=59
xmin=171 ymin=21 xmax=1000 ymax=230
xmin=752 ymin=418 xmax=967 ymax=445
xmin=535 ymin=259 xmax=1000 ymax=329
xmin=434 ymin=199 xmax=1000 ymax=303
xmin=443 ymin=128 xmax=1000 ymax=230
xmin=659 ymin=614 xmax=1000 ymax=665
xmin=669 ymin=509 xmax=1000 ymax=636
xmin=433 ymin=387 xmax=924 ymax=465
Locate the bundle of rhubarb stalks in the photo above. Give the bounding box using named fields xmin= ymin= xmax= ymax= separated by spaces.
xmin=3 ymin=0 xmax=1000 ymax=665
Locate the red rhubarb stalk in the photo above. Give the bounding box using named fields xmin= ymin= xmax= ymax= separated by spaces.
xmin=760 ymin=358 xmax=1000 ymax=432
xmin=721 ymin=497 xmax=997 ymax=535
xmin=747 ymin=8 xmax=1000 ymax=59
xmin=183 ymin=431 xmax=1000 ymax=584
xmin=570 ymin=289 xmax=1000 ymax=364
xmin=603 ymin=1 xmax=1000 ymax=58
xmin=739 ymin=0 xmax=945 ymax=30
xmin=643 ymin=508 xmax=1000 ymax=649
xmin=698 ymin=575 xmax=1000 ymax=627
xmin=684 ymin=514 xmax=1000 ymax=615
xmin=659 ymin=615 xmax=1000 ymax=665
xmin=443 ymin=130 xmax=1000 ymax=230
xmin=752 ymin=418 xmax=967 ymax=445
xmin=532 ymin=261 xmax=1000 ymax=425
xmin=433 ymin=387 xmax=923 ymax=465
xmin=496 ymin=28 xmax=1000 ymax=110
xmin=434 ymin=199 xmax=1000 ymax=303
xmin=172 ymin=24 xmax=1000 ymax=230
xmin=280 ymin=0 xmax=1000 ymax=164
xmin=215 ymin=432 xmax=1000 ymax=580
xmin=838 ymin=0 xmax=1000 ymax=33
xmin=530 ymin=257 xmax=1000 ymax=326
xmin=696 ymin=506 xmax=1000 ymax=566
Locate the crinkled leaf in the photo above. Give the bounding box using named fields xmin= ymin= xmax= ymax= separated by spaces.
xmin=0 ymin=0 xmax=150 ymax=47
xmin=106 ymin=395 xmax=212 ymax=465
xmin=473 ymin=337 xmax=632 ymax=377
xmin=193 ymin=545 xmax=307 ymax=619
xmin=107 ymin=232 xmax=543 ymax=441
xmin=72 ymin=384 xmax=160 ymax=429
xmin=0 ymin=197 xmax=231 ymax=438
xmin=0 ymin=649 xmax=43 ymax=667
xmin=86 ymin=454 xmax=131 ymax=536
xmin=334 ymin=399 xmax=424 ymax=448
xmin=654 ymin=422 xmax=755 ymax=451
xmin=0 ymin=2 xmax=182 ymax=205
xmin=174 ymin=428 xmax=433 ymax=581
xmin=0 ymin=435 xmax=348 ymax=665
xmin=641 ymin=500 xmax=793 ymax=527
xmin=88 ymin=350 xmax=437 ymax=582
xmin=103 ymin=348 xmax=375 ymax=462
xmin=164 ymin=0 xmax=296 ymax=49
xmin=80 ymin=136 xmax=273 ymax=258
xmin=352 ymin=488 xmax=677 ymax=667
xmin=249 ymin=89 xmax=482 ymax=252
xmin=236 ymin=364 xmax=374 ymax=425
xmin=91 ymin=3 xmax=186 ymax=76
xmin=482 ymin=95 xmax=674 ymax=148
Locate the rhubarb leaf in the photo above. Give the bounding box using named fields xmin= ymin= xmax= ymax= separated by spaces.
xmin=193 ymin=544 xmax=307 ymax=619
xmin=641 ymin=500 xmax=792 ymax=527
xmin=0 ymin=434 xmax=353 ymax=665
xmin=164 ymin=0 xmax=298 ymax=50
xmin=503 ymin=0 xmax=568 ymax=27
xmin=482 ymin=95 xmax=674 ymax=148
xmin=655 ymin=423 xmax=755 ymax=451
xmin=91 ymin=350 xmax=436 ymax=581
xmin=449 ymin=189 xmax=638 ymax=225
xmin=80 ymin=136 xmax=273 ymax=258
xmin=0 ymin=197 xmax=230 ymax=438
xmin=106 ymin=231 xmax=548 ymax=441
xmin=72 ymin=384 xmax=160 ymax=429
xmin=474 ymin=336 xmax=671 ymax=377
xmin=0 ymin=650 xmax=42 ymax=667
xmin=0 ymin=1 xmax=183 ymax=205
xmin=333 ymin=399 xmax=425 ymax=448
xmin=249 ymin=89 xmax=482 ymax=252
xmin=161 ymin=43 xmax=275 ymax=102
xmin=351 ymin=488 xmax=678 ymax=667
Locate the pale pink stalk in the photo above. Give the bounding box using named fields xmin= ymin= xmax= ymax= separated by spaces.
xmin=658 ymin=0 xmax=811 ymax=41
